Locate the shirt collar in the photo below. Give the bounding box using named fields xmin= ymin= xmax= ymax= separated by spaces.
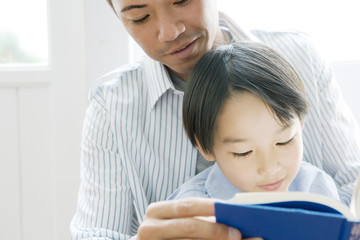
xmin=143 ymin=56 xmax=175 ymax=109
xmin=205 ymin=163 xmax=242 ymax=200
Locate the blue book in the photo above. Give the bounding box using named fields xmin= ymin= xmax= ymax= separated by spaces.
xmin=215 ymin=190 xmax=360 ymax=240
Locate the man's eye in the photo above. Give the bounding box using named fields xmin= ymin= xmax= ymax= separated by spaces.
xmin=130 ymin=15 xmax=149 ymax=24
xmin=174 ymin=0 xmax=189 ymax=6
xmin=233 ymin=150 xmax=252 ymax=158
xmin=276 ymin=137 xmax=295 ymax=147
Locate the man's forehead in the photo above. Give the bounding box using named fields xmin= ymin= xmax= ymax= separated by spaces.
xmin=112 ymin=0 xmax=146 ymax=8
xmin=113 ymin=0 xmax=169 ymax=6
xmin=111 ymin=0 xmax=149 ymax=14
xmin=115 ymin=0 xmax=144 ymax=4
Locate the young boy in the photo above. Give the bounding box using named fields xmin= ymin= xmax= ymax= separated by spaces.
xmin=169 ymin=42 xmax=339 ymax=200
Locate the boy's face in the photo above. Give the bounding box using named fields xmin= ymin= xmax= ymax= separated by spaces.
xmin=206 ymin=92 xmax=303 ymax=192
xmin=112 ymin=0 xmax=224 ymax=80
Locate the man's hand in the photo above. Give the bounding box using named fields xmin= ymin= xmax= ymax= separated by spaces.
xmin=137 ymin=198 xmax=263 ymax=240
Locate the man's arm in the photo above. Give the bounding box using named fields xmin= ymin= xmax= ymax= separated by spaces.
xmin=309 ymin=41 xmax=360 ymax=204
xmin=71 ymin=86 xmax=136 ymax=239
xmin=137 ymin=198 xmax=262 ymax=240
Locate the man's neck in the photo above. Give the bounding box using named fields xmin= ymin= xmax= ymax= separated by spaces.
xmin=212 ymin=26 xmax=230 ymax=49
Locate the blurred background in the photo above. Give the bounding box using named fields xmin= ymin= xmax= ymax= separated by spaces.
xmin=0 ymin=0 xmax=359 ymax=239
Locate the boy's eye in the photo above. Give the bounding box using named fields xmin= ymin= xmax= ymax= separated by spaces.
xmin=130 ymin=15 xmax=149 ymax=24
xmin=276 ymin=137 xmax=295 ymax=147
xmin=233 ymin=150 xmax=252 ymax=158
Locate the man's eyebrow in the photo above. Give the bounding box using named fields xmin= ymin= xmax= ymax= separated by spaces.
xmin=121 ymin=4 xmax=147 ymax=13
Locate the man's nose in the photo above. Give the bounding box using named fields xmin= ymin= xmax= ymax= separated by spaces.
xmin=157 ymin=19 xmax=185 ymax=42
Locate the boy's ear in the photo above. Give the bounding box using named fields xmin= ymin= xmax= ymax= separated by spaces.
xmin=195 ymin=135 xmax=216 ymax=162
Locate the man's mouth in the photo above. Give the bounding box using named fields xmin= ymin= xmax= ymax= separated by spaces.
xmin=175 ymin=43 xmax=191 ymax=53
xmin=169 ymin=38 xmax=197 ymax=55
xmin=167 ymin=39 xmax=198 ymax=61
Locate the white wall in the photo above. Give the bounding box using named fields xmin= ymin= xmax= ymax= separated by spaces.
xmin=84 ymin=0 xmax=129 ymax=88
xmin=0 ymin=1 xmax=129 ymax=240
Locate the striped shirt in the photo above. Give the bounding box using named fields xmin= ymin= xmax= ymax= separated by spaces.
xmin=70 ymin=12 xmax=360 ymax=240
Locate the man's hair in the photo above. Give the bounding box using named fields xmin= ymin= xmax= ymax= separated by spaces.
xmin=106 ymin=0 xmax=114 ymax=9
xmin=183 ymin=42 xmax=309 ymax=155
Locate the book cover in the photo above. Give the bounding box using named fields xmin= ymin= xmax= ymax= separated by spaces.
xmin=215 ymin=190 xmax=360 ymax=240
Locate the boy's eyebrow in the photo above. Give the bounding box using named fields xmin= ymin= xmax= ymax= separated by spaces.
xmin=222 ymin=137 xmax=247 ymax=144
xmin=276 ymin=124 xmax=291 ymax=134
xmin=121 ymin=4 xmax=147 ymax=13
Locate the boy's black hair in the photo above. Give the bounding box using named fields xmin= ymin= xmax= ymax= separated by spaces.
xmin=183 ymin=42 xmax=309 ymax=155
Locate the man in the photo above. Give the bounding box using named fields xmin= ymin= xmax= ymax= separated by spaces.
xmin=71 ymin=0 xmax=360 ymax=239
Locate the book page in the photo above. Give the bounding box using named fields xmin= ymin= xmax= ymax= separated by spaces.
xmin=350 ymin=175 xmax=360 ymax=219
xmin=228 ymin=192 xmax=357 ymax=221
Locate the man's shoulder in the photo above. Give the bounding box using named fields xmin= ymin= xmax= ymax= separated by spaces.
xmin=251 ymin=28 xmax=309 ymax=41
xmin=89 ymin=61 xmax=146 ymax=100
xmin=250 ymin=28 xmax=311 ymax=51
xmin=219 ymin=12 xmax=311 ymax=48
xmin=249 ymin=28 xmax=317 ymax=78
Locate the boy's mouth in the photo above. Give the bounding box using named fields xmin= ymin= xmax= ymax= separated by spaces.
xmin=259 ymin=178 xmax=284 ymax=191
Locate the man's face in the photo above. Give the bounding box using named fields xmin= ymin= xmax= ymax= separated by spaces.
xmin=112 ymin=0 xmax=224 ymax=80
xmin=208 ymin=92 xmax=303 ymax=192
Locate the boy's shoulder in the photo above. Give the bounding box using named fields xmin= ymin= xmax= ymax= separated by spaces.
xmin=168 ymin=167 xmax=213 ymax=200
xmin=291 ymin=162 xmax=340 ymax=200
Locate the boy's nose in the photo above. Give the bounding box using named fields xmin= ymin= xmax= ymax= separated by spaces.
xmin=257 ymin=153 xmax=281 ymax=176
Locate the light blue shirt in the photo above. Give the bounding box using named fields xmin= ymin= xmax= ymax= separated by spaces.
xmin=168 ymin=162 xmax=340 ymax=201
xmin=70 ymin=12 xmax=360 ymax=240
